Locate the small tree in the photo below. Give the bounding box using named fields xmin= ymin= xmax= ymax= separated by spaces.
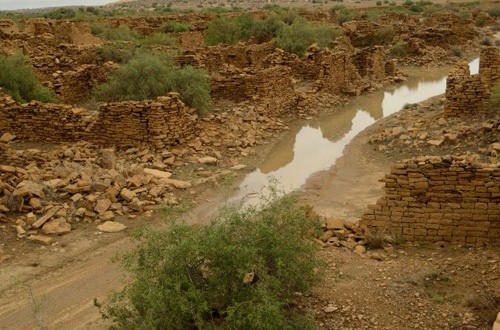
xmin=98 ymin=194 xmax=323 ymax=329
xmin=0 ymin=53 xmax=55 ymax=103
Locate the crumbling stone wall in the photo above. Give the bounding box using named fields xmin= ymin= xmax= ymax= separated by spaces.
xmin=0 ymin=19 xmax=19 ymax=36
xmin=361 ymin=156 xmax=500 ymax=244
xmin=53 ymin=62 xmax=117 ymax=104
xmin=0 ymin=93 xmax=197 ymax=148
xmin=444 ymin=47 xmax=499 ymax=116
xmin=479 ymin=46 xmax=500 ymax=89
xmin=91 ymin=93 xmax=198 ymax=148
xmin=0 ymin=94 xmax=95 ymax=142
xmin=355 ymin=46 xmax=386 ymax=80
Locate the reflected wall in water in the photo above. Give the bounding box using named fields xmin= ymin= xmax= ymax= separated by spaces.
xmin=233 ymin=58 xmax=480 ymax=203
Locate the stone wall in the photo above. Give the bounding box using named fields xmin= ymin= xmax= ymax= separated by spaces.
xmin=91 ymin=93 xmax=198 ymax=148
xmin=210 ymin=66 xmax=298 ymax=115
xmin=0 ymin=19 xmax=19 ymax=36
xmin=444 ymin=47 xmax=499 ymax=116
xmin=0 ymin=92 xmax=198 ymax=148
xmin=479 ymin=46 xmax=500 ymax=89
xmin=361 ymin=156 xmax=500 ymax=244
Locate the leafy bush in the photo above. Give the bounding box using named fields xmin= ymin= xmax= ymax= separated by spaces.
xmin=98 ymin=194 xmax=322 ymax=329
xmin=276 ymin=19 xmax=342 ymax=57
xmin=204 ymin=14 xmax=282 ymax=45
xmin=160 ymin=21 xmax=191 ymax=33
xmin=0 ymin=53 xmax=55 ymax=103
xmin=93 ymin=53 xmax=211 ymax=114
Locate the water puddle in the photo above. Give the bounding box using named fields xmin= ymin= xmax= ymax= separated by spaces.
xmin=232 ymin=59 xmax=479 ymax=203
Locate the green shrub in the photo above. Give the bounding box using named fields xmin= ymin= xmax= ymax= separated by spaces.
xmin=0 ymin=53 xmax=55 ymax=103
xmin=138 ymin=33 xmax=176 ymax=47
xmin=204 ymin=14 xmax=282 ymax=45
xmin=371 ymin=25 xmax=395 ymax=45
xmin=92 ymin=24 xmax=142 ymax=42
xmin=96 ymin=42 xmax=138 ymax=64
xmin=487 ymin=6 xmax=500 ymax=18
xmin=98 ymin=194 xmax=322 ymax=329
xmin=390 ymin=41 xmax=408 ymax=57
xmin=276 ymin=19 xmax=342 ymax=57
xmin=160 ymin=21 xmax=191 ymax=33
xmin=93 ymin=53 xmax=211 ymax=114
xmin=376 ymin=1 xmax=382 ymax=6
xmin=43 ymin=7 xmax=76 ymax=20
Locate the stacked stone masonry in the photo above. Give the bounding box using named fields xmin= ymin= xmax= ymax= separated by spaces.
xmin=444 ymin=47 xmax=499 ymax=116
xmin=0 ymin=92 xmax=197 ymax=149
xmin=361 ymin=156 xmax=500 ymax=244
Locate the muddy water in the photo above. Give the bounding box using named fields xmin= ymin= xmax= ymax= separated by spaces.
xmin=233 ymin=59 xmax=479 ymax=203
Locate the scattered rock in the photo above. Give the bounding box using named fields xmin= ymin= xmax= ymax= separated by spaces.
xmin=325 ymin=218 xmax=344 ymax=231
xmin=42 ymin=218 xmax=71 ymax=234
xmin=94 ymin=198 xmax=112 ymax=215
xmin=120 ymin=188 xmax=136 ymax=202
xmin=0 ymin=133 xmax=16 ymax=142
xmin=32 ymin=206 xmax=62 ymax=229
xmin=30 ymin=234 xmax=53 ymax=245
xmin=143 ymin=168 xmax=172 ymax=179
xmin=97 ymin=221 xmax=126 ymax=233
xmin=198 ymin=156 xmax=218 ymax=165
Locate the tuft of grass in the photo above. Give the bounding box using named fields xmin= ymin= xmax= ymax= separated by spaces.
xmin=93 ymin=52 xmax=211 ymax=114
xmin=365 ymin=230 xmax=385 ymax=249
xmin=0 ymin=52 xmax=56 ymax=103
xmin=97 ymin=194 xmax=323 ymax=329
xmin=390 ymin=41 xmax=408 ymax=57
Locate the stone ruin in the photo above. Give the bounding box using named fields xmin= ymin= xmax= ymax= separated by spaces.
xmin=444 ymin=47 xmax=499 ymax=117
xmin=0 ymin=92 xmax=197 ymax=149
xmin=361 ymin=155 xmax=500 ymax=244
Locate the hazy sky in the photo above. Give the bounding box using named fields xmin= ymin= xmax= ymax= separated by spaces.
xmin=0 ymin=0 xmax=115 ymax=10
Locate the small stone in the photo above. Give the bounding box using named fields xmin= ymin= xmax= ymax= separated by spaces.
xmin=325 ymin=218 xmax=344 ymax=230
xmin=13 ymin=180 xmax=45 ymax=199
xmin=26 ymin=212 xmax=37 ymax=225
xmin=120 ymin=188 xmax=137 ymax=202
xmin=94 ymin=198 xmax=112 ymax=215
xmin=143 ymin=168 xmax=172 ymax=179
xmin=0 ymin=132 xmax=16 ymax=142
xmin=354 ymin=245 xmax=366 ymax=254
xmin=29 ymin=198 xmax=42 ymax=209
xmin=42 ymin=218 xmax=71 ymax=235
xmin=30 ymin=235 xmax=53 ymax=245
xmin=101 ymin=210 xmax=115 ymax=220
xmin=32 ymin=206 xmax=61 ymax=229
xmin=97 ymin=221 xmax=126 ymax=233
xmin=160 ymin=178 xmax=191 ymax=189
xmin=198 ymin=156 xmax=218 ymax=165
xmin=324 ymin=305 xmax=338 ymax=313
xmin=428 ymin=139 xmax=444 ymax=146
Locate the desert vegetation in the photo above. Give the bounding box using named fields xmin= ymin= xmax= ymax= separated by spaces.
xmin=0 ymin=53 xmax=55 ymax=103
xmin=93 ymin=52 xmax=211 ymax=114
xmin=97 ymin=194 xmax=323 ymax=329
